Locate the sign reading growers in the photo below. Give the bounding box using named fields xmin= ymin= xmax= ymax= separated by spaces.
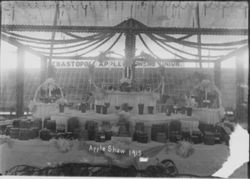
xmin=52 ymin=60 xmax=184 ymax=69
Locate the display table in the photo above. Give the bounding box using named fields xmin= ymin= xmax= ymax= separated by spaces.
xmin=95 ymin=91 xmax=160 ymax=114
xmin=0 ymin=139 xmax=229 ymax=176
xmin=192 ymin=108 xmax=224 ymax=125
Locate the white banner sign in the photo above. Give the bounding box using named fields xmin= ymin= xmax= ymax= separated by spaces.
xmin=52 ymin=60 xmax=184 ymax=69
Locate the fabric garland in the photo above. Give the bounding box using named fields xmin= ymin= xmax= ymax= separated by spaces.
xmin=153 ymin=33 xmax=248 ymax=47
xmin=103 ymin=33 xmax=123 ymax=53
xmin=3 ymin=31 xmax=82 ymax=44
xmin=76 ymin=34 xmax=115 ymax=57
xmin=145 ymin=33 xmax=192 ymax=60
xmin=3 ymin=31 xmax=111 ymax=45
xmin=147 ymin=33 xmax=222 ymax=59
xmin=34 ymin=34 xmax=114 ymax=55
xmin=137 ymin=34 xmax=162 ymax=66
xmin=63 ymin=32 xmax=106 ymax=40
xmin=27 ymin=36 xmax=105 ymax=50
xmin=154 ymin=34 xmax=238 ymax=51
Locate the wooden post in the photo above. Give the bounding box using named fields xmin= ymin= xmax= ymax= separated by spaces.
xmin=40 ymin=57 xmax=47 ymax=83
xmin=124 ymin=31 xmax=136 ymax=81
xmin=214 ymin=61 xmax=221 ymax=90
xmin=0 ymin=1 xmax=2 ymax=96
xmin=235 ymin=53 xmax=245 ymax=123
xmin=16 ymin=48 xmax=25 ymax=117
xmin=48 ymin=3 xmax=59 ymax=78
xmin=196 ymin=4 xmax=202 ymax=69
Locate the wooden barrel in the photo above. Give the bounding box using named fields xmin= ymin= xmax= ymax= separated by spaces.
xmin=88 ymin=129 xmax=96 ymax=140
xmin=72 ymin=128 xmax=80 ymax=139
xmin=118 ymin=125 xmax=129 ymax=137
xmin=135 ymin=122 xmax=145 ymax=132
xmin=32 ymin=118 xmax=42 ymax=129
xmin=169 ymin=120 xmax=182 ymax=132
xmin=19 ymin=120 xmax=32 ymax=129
xmin=156 ymin=132 xmax=166 ymax=143
xmin=151 ymin=124 xmax=165 ymax=141
xmin=43 ymin=117 xmax=51 ymax=129
xmin=186 ymin=107 xmax=192 ymax=116
xmin=102 ymin=106 xmax=108 ymax=114
xmin=102 ymin=121 xmax=111 ymax=132
xmin=30 ymin=127 xmax=40 ymax=138
xmin=46 ymin=120 xmax=56 ymax=132
xmin=76 ymin=128 xmax=89 ymax=140
xmin=5 ymin=125 xmax=13 ymax=136
xmin=204 ymin=132 xmax=215 ymax=145
xmin=19 ymin=129 xmax=31 ymax=140
xmin=79 ymin=103 xmax=87 ymax=113
xmin=13 ymin=119 xmax=21 ymax=128
xmin=95 ymin=131 xmax=106 ymax=142
xmin=145 ymin=125 xmax=151 ymax=142
xmin=59 ymin=104 xmax=64 ymax=113
xmin=67 ymin=117 xmax=80 ymax=133
xmin=137 ymin=131 xmax=148 ymax=143
xmin=85 ymin=121 xmax=97 ymax=131
xmin=191 ymin=130 xmax=203 ymax=144
xmin=105 ymin=131 xmax=112 ymax=140
xmin=10 ymin=128 xmax=19 ymax=139
xmin=147 ymin=106 xmax=154 ymax=114
xmin=163 ymin=123 xmax=169 ymax=139
xmin=96 ymin=105 xmax=102 ymax=113
xmin=138 ymin=104 xmax=144 ymax=115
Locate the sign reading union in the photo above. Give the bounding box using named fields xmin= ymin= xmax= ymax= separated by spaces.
xmin=52 ymin=60 xmax=184 ymax=68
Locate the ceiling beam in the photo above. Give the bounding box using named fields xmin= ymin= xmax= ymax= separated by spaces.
xmin=217 ymin=45 xmax=248 ymax=63
xmin=196 ymin=4 xmax=202 ymax=68
xmin=1 ymin=25 xmax=248 ymax=35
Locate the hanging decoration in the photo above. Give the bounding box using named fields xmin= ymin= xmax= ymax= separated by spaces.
xmin=153 ymin=33 xmax=248 ymax=47
xmin=115 ymin=1 xmax=117 ymax=11
xmin=147 ymin=33 xmax=222 ymax=59
xmin=204 ymin=4 xmax=207 ymax=16
xmin=103 ymin=33 xmax=123 ymax=53
xmin=84 ymin=5 xmax=88 ymax=17
xmin=76 ymin=34 xmax=115 ymax=57
xmin=106 ymin=2 xmax=109 ymax=20
xmin=138 ymin=34 xmax=161 ymax=65
xmin=12 ymin=6 xmax=15 ymax=22
xmin=245 ymin=7 xmax=247 ymax=18
xmin=34 ymin=35 xmax=113 ymax=55
xmin=222 ymin=6 xmax=225 ymax=18
xmin=3 ymin=31 xmax=85 ymax=44
xmin=191 ymin=79 xmax=223 ymax=108
xmin=130 ymin=4 xmax=133 ymax=17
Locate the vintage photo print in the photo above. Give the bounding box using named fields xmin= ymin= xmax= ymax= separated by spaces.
xmin=0 ymin=1 xmax=248 ymax=178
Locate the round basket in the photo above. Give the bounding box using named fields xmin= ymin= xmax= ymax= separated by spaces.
xmin=191 ymin=79 xmax=223 ymax=109
xmin=29 ymin=78 xmax=65 ymax=119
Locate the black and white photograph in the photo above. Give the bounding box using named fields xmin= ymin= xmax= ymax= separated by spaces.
xmin=0 ymin=1 xmax=248 ymax=178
